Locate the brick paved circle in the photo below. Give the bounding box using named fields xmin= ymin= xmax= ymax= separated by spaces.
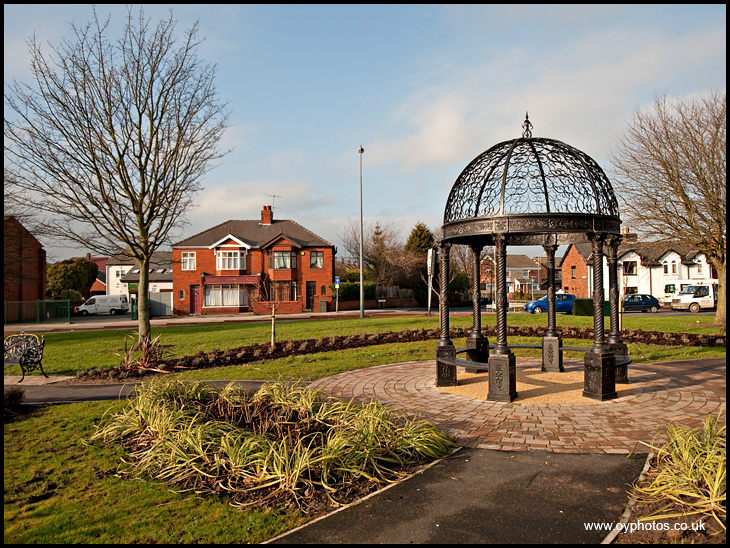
xmin=308 ymin=358 xmax=726 ymax=454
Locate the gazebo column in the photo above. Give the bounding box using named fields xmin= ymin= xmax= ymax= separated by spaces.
xmin=541 ymin=244 xmax=564 ymax=372
xmin=436 ymin=243 xmax=457 ymax=386
xmin=488 ymin=234 xmax=517 ymax=402
xmin=606 ymin=235 xmax=629 ymax=383
xmin=465 ymin=244 xmax=489 ymax=372
xmin=583 ymin=233 xmax=617 ymax=400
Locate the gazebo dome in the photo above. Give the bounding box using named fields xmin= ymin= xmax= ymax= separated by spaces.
xmin=442 ymin=116 xmax=621 ymax=246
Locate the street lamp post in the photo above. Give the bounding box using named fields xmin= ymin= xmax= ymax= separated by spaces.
xmin=358 ymin=145 xmax=365 ymax=319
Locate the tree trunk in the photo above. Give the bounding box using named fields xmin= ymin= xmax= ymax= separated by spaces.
xmin=137 ymin=256 xmax=152 ymax=342
xmin=710 ymin=258 xmax=726 ymax=329
xmin=270 ymin=305 xmax=276 ymax=348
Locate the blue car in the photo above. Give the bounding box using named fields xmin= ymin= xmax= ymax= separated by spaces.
xmin=621 ymin=294 xmax=661 ymax=313
xmin=523 ymin=294 xmax=576 ymax=314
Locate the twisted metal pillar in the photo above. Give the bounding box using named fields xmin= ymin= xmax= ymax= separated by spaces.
xmin=542 ymin=244 xmax=563 ymax=372
xmin=466 ymin=244 xmax=489 ymax=370
xmin=606 ymin=235 xmax=629 ymax=382
xmin=488 ymin=234 xmax=516 ymax=401
xmin=436 ymin=243 xmax=456 ymax=386
xmin=493 ymin=235 xmax=509 ymax=355
xmin=583 ymin=233 xmax=616 ymax=400
xmin=591 ymin=234 xmax=607 ymax=352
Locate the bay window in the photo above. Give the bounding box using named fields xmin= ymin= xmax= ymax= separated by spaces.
xmin=203 ymin=284 xmax=250 ymax=307
xmin=270 ymin=280 xmax=297 ymax=301
xmin=272 ymin=251 xmax=297 ymax=269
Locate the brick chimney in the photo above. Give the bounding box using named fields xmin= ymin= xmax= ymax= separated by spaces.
xmin=261 ymin=205 xmax=273 ymax=225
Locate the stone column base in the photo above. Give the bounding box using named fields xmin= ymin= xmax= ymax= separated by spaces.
xmin=436 ymin=343 xmax=457 ymax=386
xmin=583 ymin=351 xmax=617 ymax=400
xmin=542 ymin=335 xmax=564 ymax=372
xmin=488 ymin=352 xmax=517 ymax=402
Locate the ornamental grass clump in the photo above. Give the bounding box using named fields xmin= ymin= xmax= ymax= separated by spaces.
xmin=90 ymin=378 xmax=456 ymax=512
xmin=631 ymin=411 xmax=726 ymax=530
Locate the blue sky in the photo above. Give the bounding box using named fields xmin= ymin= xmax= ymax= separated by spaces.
xmin=4 ymin=4 xmax=726 ymax=261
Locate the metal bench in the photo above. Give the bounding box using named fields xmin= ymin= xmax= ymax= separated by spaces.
xmin=452 ymin=344 xmax=632 ymax=368
xmin=4 ymin=331 xmax=48 ymax=382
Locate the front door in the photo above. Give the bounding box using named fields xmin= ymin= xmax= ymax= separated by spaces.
xmin=306 ymin=281 xmax=316 ymax=311
xmin=190 ymin=285 xmax=201 ymax=314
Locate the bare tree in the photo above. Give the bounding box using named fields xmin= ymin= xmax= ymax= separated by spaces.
xmin=610 ymin=91 xmax=725 ymax=328
xmin=341 ymin=219 xmax=415 ymax=286
xmin=245 ymin=277 xmax=285 ymax=349
xmin=4 ymin=7 xmax=229 ymax=341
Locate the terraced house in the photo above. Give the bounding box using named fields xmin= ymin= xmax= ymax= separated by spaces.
xmin=172 ymin=206 xmax=336 ymax=316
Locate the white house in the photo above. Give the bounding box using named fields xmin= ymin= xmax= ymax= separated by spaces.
xmin=595 ymin=242 xmax=716 ymax=303
xmin=106 ymin=252 xmax=174 ymax=315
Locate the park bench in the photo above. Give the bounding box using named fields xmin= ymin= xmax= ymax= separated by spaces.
xmin=446 ymin=343 xmax=632 ymax=370
xmin=4 ymin=331 xmax=48 ymax=382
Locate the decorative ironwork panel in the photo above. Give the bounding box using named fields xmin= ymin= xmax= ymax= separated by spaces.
xmin=444 ymin=136 xmax=619 ymax=224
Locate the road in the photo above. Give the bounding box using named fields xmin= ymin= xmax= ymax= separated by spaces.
xmin=5 ymin=306 xmax=718 ymax=336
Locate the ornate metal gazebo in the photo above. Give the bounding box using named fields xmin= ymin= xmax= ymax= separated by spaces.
xmin=436 ymin=115 xmax=629 ymax=401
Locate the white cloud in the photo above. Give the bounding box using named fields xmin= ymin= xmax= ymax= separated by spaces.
xmin=363 ymin=17 xmax=725 ymax=174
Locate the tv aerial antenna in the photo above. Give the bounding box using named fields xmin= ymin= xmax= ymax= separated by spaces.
xmin=267 ymin=194 xmax=282 ymax=211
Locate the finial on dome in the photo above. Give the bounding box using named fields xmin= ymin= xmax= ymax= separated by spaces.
xmin=522 ymin=112 xmax=533 ymax=138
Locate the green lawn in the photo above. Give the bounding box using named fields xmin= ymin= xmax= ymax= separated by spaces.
xmin=4 ymin=312 xmax=725 ymax=377
xmin=4 ymin=400 xmax=307 ymax=544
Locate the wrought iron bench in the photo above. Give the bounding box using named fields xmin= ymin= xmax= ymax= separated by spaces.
xmin=452 ymin=344 xmax=632 ymax=368
xmin=4 ymin=331 xmax=48 ymax=382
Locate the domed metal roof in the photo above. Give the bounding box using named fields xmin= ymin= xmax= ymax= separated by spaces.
xmin=442 ymin=115 xmax=621 ymax=246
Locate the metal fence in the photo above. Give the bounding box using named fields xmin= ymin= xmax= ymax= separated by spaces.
xmin=4 ymin=300 xmax=71 ymax=324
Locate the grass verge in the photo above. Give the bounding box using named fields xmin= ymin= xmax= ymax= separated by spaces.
xmin=618 ymin=412 xmax=726 ymax=543
xmin=4 ymin=400 xmax=306 ymax=543
xmin=3 ymin=313 xmax=726 ymax=377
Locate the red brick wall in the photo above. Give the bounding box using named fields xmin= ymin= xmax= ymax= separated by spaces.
xmin=560 ymin=245 xmax=590 ymax=297
xmin=4 ymin=217 xmax=46 ymax=303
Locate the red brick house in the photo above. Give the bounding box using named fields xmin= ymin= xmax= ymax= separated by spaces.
xmin=4 ymin=216 xmax=46 ymax=322
xmin=560 ymin=243 xmax=592 ymax=297
xmin=481 ymin=253 xmax=547 ymax=296
xmin=172 ymin=206 xmax=336 ymax=316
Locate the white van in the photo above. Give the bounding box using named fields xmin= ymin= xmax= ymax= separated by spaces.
xmin=663 ymin=279 xmax=696 ymax=305
xmin=670 ymin=282 xmax=719 ymax=313
xmin=75 ymin=294 xmax=130 ymax=316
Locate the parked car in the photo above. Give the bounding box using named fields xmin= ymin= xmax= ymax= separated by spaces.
xmin=523 ymin=293 xmax=576 ymax=314
xmin=621 ymin=294 xmax=661 ymax=313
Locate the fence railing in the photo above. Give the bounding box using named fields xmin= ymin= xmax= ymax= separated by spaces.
xmin=4 ymin=300 xmax=71 ymax=324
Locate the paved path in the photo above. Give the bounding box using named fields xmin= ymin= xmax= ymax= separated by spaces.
xmin=308 ymin=357 xmax=726 ymax=454
xmin=6 ymin=357 xmax=725 ymax=454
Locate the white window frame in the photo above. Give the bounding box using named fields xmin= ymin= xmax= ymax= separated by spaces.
xmin=181 ymin=252 xmax=196 ymax=271
xmin=217 ymin=250 xmax=245 ymax=271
